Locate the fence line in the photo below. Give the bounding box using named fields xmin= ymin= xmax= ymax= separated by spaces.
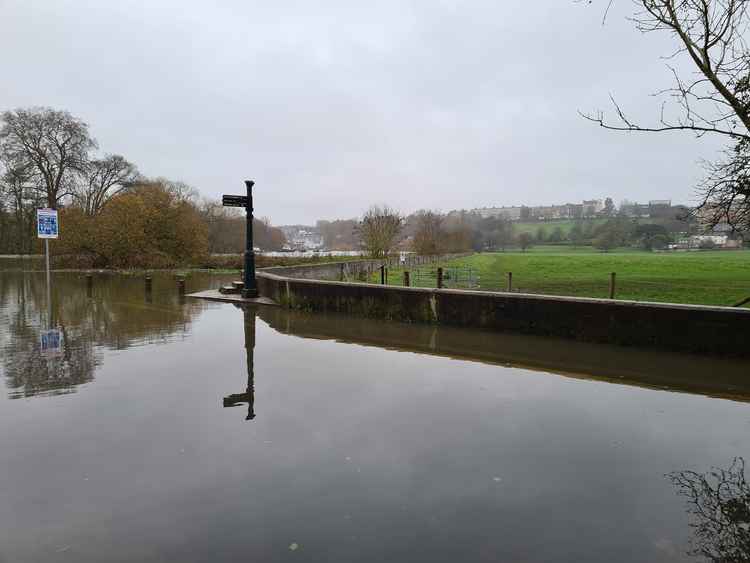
xmin=363 ymin=265 xmax=750 ymax=307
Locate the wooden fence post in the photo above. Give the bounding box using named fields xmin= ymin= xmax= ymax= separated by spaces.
xmin=507 ymin=272 xmax=512 ymax=292
xmin=404 ymin=271 xmax=410 ymax=287
xmin=609 ymin=272 xmax=616 ymax=299
xmin=380 ymin=265 xmax=385 ymax=285
xmin=437 ymin=267 xmax=444 ymax=289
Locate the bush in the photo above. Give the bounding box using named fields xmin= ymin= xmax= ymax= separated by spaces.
xmin=53 ymin=183 xmax=208 ymax=268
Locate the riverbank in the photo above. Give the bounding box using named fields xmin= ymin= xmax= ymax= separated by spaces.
xmin=247 ymin=258 xmax=750 ymax=357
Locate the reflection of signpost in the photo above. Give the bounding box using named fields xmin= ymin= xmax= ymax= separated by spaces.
xmin=222 ymin=180 xmax=257 ymax=298
xmin=223 ymin=307 xmax=256 ymax=421
xmin=37 ymin=208 xmax=58 ymax=327
xmin=40 ymin=328 xmax=63 ymax=357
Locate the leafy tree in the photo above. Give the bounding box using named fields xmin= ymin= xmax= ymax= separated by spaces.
xmin=569 ymin=221 xmax=585 ymax=248
xmin=548 ymin=226 xmax=564 ymax=242
xmin=535 ymin=226 xmax=547 ymax=242
xmin=650 ymin=233 xmax=670 ymax=250
xmin=593 ymin=228 xmax=620 ymax=252
xmin=635 ymin=223 xmax=670 ymax=250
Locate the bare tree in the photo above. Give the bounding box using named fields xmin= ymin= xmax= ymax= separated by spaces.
xmin=0 ymin=108 xmax=96 ymax=209
xmin=0 ymin=160 xmax=40 ymax=253
xmin=358 ymin=205 xmax=403 ymax=258
xmin=75 ymin=154 xmax=138 ymax=216
xmin=517 ymin=232 xmax=533 ymax=252
xmin=668 ymin=458 xmax=750 ymax=562
xmin=584 ymin=1 xmax=750 ymax=231
xmin=412 ymin=210 xmax=444 ymax=255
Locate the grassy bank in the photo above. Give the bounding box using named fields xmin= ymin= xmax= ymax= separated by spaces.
xmin=383 ymin=248 xmax=750 ymax=307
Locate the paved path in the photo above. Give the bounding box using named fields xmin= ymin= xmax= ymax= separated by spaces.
xmin=187 ymin=290 xmax=278 ymax=306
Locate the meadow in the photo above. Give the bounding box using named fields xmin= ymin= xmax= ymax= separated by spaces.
xmin=384 ymin=247 xmax=750 ymax=307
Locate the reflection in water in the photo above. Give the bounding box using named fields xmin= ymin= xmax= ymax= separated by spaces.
xmin=256 ymin=306 xmax=750 ymax=403
xmin=670 ymin=459 xmax=750 ymax=562
xmin=3 ymin=269 xmax=750 ymax=562
xmin=222 ymin=306 xmax=256 ymax=420
xmin=0 ymin=271 xmax=232 ymax=398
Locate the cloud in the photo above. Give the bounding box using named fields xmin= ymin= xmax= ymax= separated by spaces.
xmin=0 ymin=0 xmax=725 ymax=223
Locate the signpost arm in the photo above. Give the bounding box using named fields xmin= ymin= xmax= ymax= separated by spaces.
xmin=242 ymin=180 xmax=258 ymax=298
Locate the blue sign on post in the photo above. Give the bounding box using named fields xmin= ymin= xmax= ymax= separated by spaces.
xmin=37 ymin=208 xmax=59 ymax=239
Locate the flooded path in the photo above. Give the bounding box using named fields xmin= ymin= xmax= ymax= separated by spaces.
xmin=1 ymin=271 xmax=748 ymax=562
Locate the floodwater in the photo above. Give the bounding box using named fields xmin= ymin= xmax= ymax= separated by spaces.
xmin=1 ymin=270 xmax=749 ymax=563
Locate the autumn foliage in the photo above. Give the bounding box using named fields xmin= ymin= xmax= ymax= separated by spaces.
xmin=56 ymin=181 xmax=208 ymax=268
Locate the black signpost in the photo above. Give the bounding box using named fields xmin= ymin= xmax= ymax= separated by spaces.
xmin=222 ymin=180 xmax=258 ymax=298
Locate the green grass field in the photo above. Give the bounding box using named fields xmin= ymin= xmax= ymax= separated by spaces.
xmin=383 ymin=249 xmax=750 ymax=307
xmin=511 ymin=219 xmax=606 ymax=236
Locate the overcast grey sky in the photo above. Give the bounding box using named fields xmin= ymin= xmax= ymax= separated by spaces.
xmin=1 ymin=0 xmax=726 ymax=224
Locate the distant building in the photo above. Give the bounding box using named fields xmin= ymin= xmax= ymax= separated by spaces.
xmin=472 ymin=200 xmax=604 ymax=221
xmin=673 ymin=234 xmax=743 ymax=249
xmin=280 ymin=225 xmax=324 ymax=251
xmin=582 ymin=199 xmax=604 ymax=217
xmin=474 ymin=206 xmax=523 ymax=221
xmin=620 ymin=201 xmax=651 ymax=218
xmin=649 ymin=199 xmax=671 ymax=209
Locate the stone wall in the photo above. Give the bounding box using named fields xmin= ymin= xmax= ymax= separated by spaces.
xmin=256 ymin=261 xmax=750 ymax=357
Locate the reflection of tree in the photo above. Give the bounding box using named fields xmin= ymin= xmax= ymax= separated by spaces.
xmin=0 ymin=272 xmax=216 ymax=398
xmin=222 ymin=306 xmax=256 ymax=421
xmin=3 ymin=315 xmax=98 ymax=398
xmin=669 ymin=458 xmax=750 ymax=562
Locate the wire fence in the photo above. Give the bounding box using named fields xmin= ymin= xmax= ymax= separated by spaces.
xmin=368 ymin=264 xmax=750 ymax=308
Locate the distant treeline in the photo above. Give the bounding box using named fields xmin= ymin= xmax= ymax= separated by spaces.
xmin=317 ymin=208 xmax=700 ymax=256
xmin=0 ymin=107 xmax=708 ymax=268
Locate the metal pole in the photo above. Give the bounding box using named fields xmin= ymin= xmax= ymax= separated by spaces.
xmin=242 ymin=180 xmax=258 ymax=298
xmin=609 ymin=272 xmax=616 ymax=299
xmin=45 ymin=238 xmax=51 ymax=328
xmin=437 ymin=267 xmax=443 ymax=289
xmin=507 ymin=272 xmax=512 ymax=292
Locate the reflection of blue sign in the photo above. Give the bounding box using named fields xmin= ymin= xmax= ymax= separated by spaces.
xmin=40 ymin=329 xmax=63 ymax=355
xmin=37 ymin=208 xmax=58 ymax=239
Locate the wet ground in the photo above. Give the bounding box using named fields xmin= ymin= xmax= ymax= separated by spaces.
xmin=1 ymin=270 xmax=748 ymax=562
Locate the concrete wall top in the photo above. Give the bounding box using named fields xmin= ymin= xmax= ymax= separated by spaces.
xmin=258 ymin=269 xmax=750 ymax=315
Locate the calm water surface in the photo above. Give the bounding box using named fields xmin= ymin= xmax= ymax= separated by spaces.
xmin=1 ymin=270 xmax=749 ymax=562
